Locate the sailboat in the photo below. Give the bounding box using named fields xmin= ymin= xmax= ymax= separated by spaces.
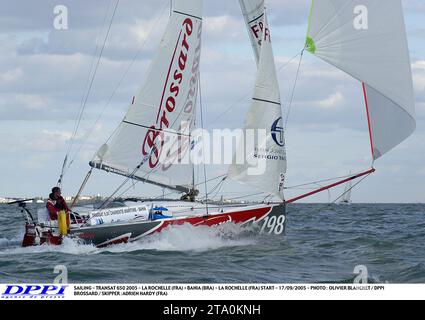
xmin=339 ymin=173 xmax=353 ymax=205
xmin=19 ymin=0 xmax=415 ymax=248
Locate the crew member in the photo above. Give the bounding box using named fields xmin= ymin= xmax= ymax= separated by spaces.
xmin=46 ymin=187 xmax=70 ymax=221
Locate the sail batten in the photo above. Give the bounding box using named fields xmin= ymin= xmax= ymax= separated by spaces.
xmin=173 ymin=10 xmax=203 ymax=21
xmin=252 ymin=97 xmax=281 ymax=106
xmin=306 ymin=0 xmax=416 ymax=160
xmin=122 ymin=121 xmax=192 ymax=137
xmin=248 ymin=13 xmax=264 ymax=25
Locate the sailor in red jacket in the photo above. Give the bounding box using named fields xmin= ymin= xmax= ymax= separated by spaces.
xmin=46 ymin=187 xmax=70 ymax=221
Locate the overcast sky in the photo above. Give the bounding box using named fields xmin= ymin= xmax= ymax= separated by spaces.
xmin=0 ymin=0 xmax=424 ymax=203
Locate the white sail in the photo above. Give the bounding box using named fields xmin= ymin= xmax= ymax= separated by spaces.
xmin=90 ymin=0 xmax=202 ymax=192
xmin=239 ymin=0 xmax=265 ymax=63
xmin=306 ymin=0 xmax=416 ymax=160
xmin=228 ymin=11 xmax=287 ymax=201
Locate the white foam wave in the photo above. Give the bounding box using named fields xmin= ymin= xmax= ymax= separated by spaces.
xmin=0 ymin=222 xmax=257 ymax=255
xmin=0 ymin=236 xmax=97 ymax=256
xmin=102 ymin=223 xmax=257 ymax=253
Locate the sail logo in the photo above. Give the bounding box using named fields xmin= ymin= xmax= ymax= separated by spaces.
xmin=142 ymin=18 xmax=196 ymax=169
xmin=271 ymin=118 xmax=285 ymax=147
xmin=250 ymin=18 xmax=271 ymax=45
xmin=161 ymin=22 xmax=202 ymax=172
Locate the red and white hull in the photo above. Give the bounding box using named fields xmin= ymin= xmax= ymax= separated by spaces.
xmin=22 ymin=203 xmax=286 ymax=248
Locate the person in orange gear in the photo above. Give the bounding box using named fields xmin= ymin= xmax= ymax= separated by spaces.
xmin=46 ymin=187 xmax=70 ymax=221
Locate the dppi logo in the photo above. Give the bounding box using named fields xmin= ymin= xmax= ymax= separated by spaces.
xmin=2 ymin=285 xmax=67 ymax=299
xmin=271 ymin=117 xmax=285 ymax=147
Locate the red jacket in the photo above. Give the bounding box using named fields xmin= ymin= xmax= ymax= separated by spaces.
xmin=46 ymin=196 xmax=70 ymax=221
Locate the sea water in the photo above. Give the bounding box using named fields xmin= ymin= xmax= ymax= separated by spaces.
xmin=0 ymin=203 xmax=424 ymax=283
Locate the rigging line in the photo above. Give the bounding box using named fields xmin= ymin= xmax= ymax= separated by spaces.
xmin=198 ymin=70 xmax=209 ymax=214
xmin=98 ymin=147 xmax=157 ymax=210
xmin=115 ymin=181 xmax=146 ymax=200
xmin=208 ymin=51 xmax=302 ymax=126
xmin=67 ymin=0 xmax=170 ymax=167
xmin=58 ymin=0 xmax=114 ymax=187
xmin=284 ymin=49 xmax=304 ymax=130
xmin=200 ymin=176 xmax=227 ymax=201
xmin=310 ymin=181 xmax=332 ymax=203
xmin=285 ymin=170 xmax=365 ymax=189
xmin=117 ymin=173 xmax=228 ymax=201
xmin=209 ymin=177 xmax=226 ymax=196
xmin=225 ymin=192 xmax=266 ymax=201
xmin=262 ymin=194 xmax=273 ymax=203
xmin=286 ymin=168 xmax=375 ymax=204
xmin=65 ymin=0 xmax=120 ymax=173
xmin=151 ymin=174 xmax=228 ymax=200
xmin=66 ymin=0 xmax=113 ymax=157
xmin=309 ymin=173 xmax=372 ymax=214
xmin=332 ymin=182 xmax=354 ymax=204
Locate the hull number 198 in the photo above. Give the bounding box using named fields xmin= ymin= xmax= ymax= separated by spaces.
xmin=260 ymin=215 xmax=285 ymax=235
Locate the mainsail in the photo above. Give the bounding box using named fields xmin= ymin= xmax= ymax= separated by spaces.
xmin=90 ymin=0 xmax=203 ymax=193
xmin=228 ymin=3 xmax=287 ymax=201
xmin=306 ymin=0 xmax=416 ymax=160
